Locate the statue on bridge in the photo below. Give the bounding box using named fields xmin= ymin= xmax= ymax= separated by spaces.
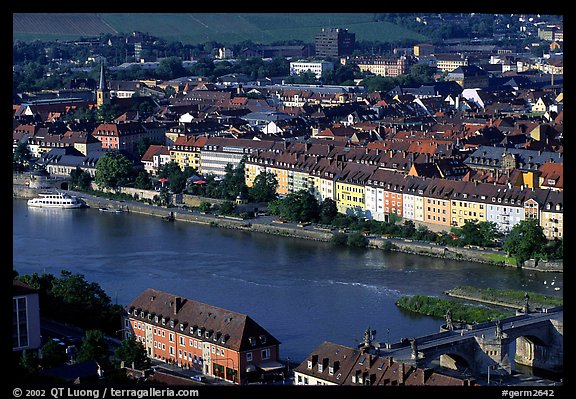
xmin=523 ymin=292 xmax=530 ymax=314
xmin=495 ymin=319 xmax=503 ymax=339
xmin=445 ymin=308 xmax=454 ymax=330
xmin=410 ymin=338 xmax=418 ymax=360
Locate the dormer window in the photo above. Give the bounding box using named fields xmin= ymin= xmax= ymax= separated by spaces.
xmin=307 ymin=360 xmax=313 ymax=369
xmin=249 ymin=337 xmax=256 ymax=347
xmin=259 ymin=335 xmax=266 ymax=344
xmin=318 ymin=363 xmax=323 ymax=372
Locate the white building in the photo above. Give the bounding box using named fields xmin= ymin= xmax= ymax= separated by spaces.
xmin=290 ymin=61 xmax=334 ymax=79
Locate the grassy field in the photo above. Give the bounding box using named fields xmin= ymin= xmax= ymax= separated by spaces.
xmin=14 ymin=13 xmax=428 ymax=45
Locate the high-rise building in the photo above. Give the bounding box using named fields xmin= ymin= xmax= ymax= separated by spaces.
xmin=315 ymin=28 xmax=355 ymax=57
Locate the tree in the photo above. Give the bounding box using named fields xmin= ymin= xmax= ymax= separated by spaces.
xmin=40 ymin=340 xmax=68 ymax=369
xmin=271 ymin=190 xmax=320 ymax=223
xmin=319 ymin=198 xmax=338 ymax=224
xmin=134 ymin=171 xmax=153 ymax=190
xmin=249 ymin=172 xmax=278 ymax=202
xmin=503 ymin=219 xmax=547 ymax=266
xmin=69 ymin=167 xmax=92 ymax=191
xmin=13 ymin=142 xmax=32 ymax=171
xmin=95 ymin=152 xmax=133 ymax=190
xmin=114 ymin=336 xmax=150 ymax=370
xmin=77 ymin=330 xmax=109 ymax=364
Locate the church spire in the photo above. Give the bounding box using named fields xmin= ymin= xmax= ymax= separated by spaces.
xmin=99 ymin=61 xmax=107 ymax=91
xmin=96 ymin=61 xmax=110 ymax=107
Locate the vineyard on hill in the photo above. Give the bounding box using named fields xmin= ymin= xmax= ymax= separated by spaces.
xmin=13 ymin=13 xmax=427 ymax=45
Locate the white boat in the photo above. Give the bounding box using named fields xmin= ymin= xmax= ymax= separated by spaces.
xmin=27 ymin=191 xmax=84 ymax=209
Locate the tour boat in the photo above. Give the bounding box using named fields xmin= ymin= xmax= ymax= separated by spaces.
xmin=27 ymin=191 xmax=84 ymax=209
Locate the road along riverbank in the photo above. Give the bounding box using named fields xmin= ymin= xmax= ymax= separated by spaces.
xmin=13 ymin=185 xmax=562 ymax=272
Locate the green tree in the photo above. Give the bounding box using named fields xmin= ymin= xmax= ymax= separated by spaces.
xmin=114 ymin=336 xmax=151 ymax=370
xmin=347 ymin=232 xmax=369 ymax=248
xmin=134 ymin=170 xmax=153 ymax=190
xmin=49 ymin=270 xmax=113 ymax=329
xmin=13 ymin=142 xmax=32 ymax=171
xmin=218 ymin=160 xmax=248 ymax=200
xmin=319 ymin=198 xmax=338 ymax=224
xmin=77 ymin=330 xmax=109 ymax=364
xmin=40 ymin=340 xmax=68 ymax=369
xmin=95 ymin=152 xmax=133 ymax=190
xmin=249 ymin=172 xmax=278 ymax=202
xmin=218 ymin=201 xmax=236 ymax=215
xmin=271 ymin=190 xmax=320 ymax=223
xmin=504 ymin=219 xmax=547 ymax=266
xmin=198 ymin=201 xmax=213 ymax=213
xmin=69 ymin=167 xmax=92 ymax=191
xmin=155 ymin=56 xmax=187 ymax=80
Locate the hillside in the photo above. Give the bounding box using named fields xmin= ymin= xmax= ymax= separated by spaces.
xmin=13 ymin=13 xmax=428 ymax=45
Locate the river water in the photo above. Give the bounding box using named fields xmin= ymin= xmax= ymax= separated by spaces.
xmin=12 ymin=199 xmax=563 ymax=363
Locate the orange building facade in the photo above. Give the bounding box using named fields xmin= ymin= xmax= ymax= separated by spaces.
xmin=125 ymin=289 xmax=283 ymax=384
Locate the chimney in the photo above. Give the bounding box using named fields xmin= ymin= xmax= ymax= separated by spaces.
xmin=311 ymin=354 xmax=318 ymax=366
xmin=174 ymin=297 xmax=182 ymax=315
xmin=398 ymin=363 xmax=405 ymax=385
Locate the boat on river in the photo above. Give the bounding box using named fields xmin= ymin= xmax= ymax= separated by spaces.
xmin=27 ymin=191 xmax=84 ymax=209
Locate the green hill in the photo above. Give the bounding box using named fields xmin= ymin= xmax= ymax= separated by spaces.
xmin=13 ymin=13 xmax=428 ymax=45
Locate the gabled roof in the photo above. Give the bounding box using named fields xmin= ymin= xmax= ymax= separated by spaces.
xmin=127 ymin=288 xmax=280 ymax=352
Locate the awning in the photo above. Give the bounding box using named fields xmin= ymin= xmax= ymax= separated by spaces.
xmin=256 ymin=360 xmax=284 ymax=372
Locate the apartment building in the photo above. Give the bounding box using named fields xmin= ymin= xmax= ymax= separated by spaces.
xmin=125 ymin=288 xmax=283 ymax=384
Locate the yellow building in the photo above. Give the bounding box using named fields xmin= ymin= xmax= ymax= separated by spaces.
xmin=335 ymin=164 xmax=377 ymax=216
xmin=170 ymin=136 xmax=206 ymax=172
xmin=449 ymin=181 xmax=487 ymax=227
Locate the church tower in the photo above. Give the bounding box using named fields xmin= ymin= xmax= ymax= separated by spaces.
xmin=96 ymin=62 xmax=110 ymax=107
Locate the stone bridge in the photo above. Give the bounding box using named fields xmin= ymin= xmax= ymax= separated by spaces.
xmin=377 ymin=307 xmax=563 ymax=378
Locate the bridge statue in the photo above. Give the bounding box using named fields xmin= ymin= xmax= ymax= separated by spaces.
xmin=523 ymin=292 xmax=530 ymax=314
xmin=445 ymin=308 xmax=453 ymax=330
xmin=362 ymin=327 xmax=376 ymax=349
xmin=495 ymin=319 xmax=502 ymax=339
xmin=410 ymin=338 xmax=418 ymax=359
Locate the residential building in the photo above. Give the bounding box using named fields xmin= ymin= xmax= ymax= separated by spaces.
xmin=335 ymin=163 xmax=377 ymax=217
xmin=13 ymin=280 xmax=41 ymax=352
xmin=315 ymin=28 xmax=355 ymax=57
xmin=539 ymin=190 xmax=563 ymax=239
xmin=422 ymin=179 xmax=453 ymax=227
xmin=402 ymin=176 xmax=429 ymax=223
xmin=125 ymin=288 xmax=283 ymax=384
xmin=294 ymin=341 xmax=474 ymax=386
xmin=200 ymin=137 xmax=280 ymax=178
xmin=170 ymin=136 xmax=208 ymax=172
xmin=289 ymin=61 xmax=334 ymax=79
xmin=348 ymin=56 xmax=415 ymax=78
xmin=141 ymin=145 xmax=171 ymax=176
xmin=92 ymin=122 xmax=161 ymax=155
xmin=435 ymin=53 xmax=468 ymax=72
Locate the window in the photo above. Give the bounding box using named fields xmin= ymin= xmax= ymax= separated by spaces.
xmin=170 ymin=347 xmax=175 ymax=356
xmin=169 ymin=333 xmax=174 ymax=342
xmin=246 ymin=352 xmax=253 ymax=362
xmin=261 ymin=348 xmax=270 ymax=360
xmin=180 ymin=337 xmax=185 ymax=346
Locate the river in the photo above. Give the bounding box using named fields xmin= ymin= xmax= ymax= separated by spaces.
xmin=12 ymin=198 xmax=562 ymax=363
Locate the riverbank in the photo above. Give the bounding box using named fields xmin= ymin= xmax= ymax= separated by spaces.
xmin=13 ymin=185 xmax=562 ymax=272
xmin=445 ymin=285 xmax=563 ymax=310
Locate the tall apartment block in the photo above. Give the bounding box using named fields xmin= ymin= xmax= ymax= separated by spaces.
xmin=315 ymin=28 xmax=355 ymax=57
